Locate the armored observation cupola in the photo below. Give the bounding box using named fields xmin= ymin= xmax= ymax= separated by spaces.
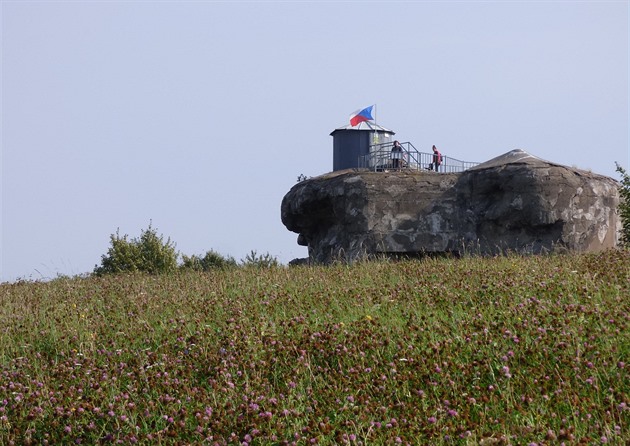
xmin=330 ymin=121 xmax=395 ymax=171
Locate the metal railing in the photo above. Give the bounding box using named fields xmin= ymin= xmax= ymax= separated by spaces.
xmin=358 ymin=141 xmax=479 ymax=173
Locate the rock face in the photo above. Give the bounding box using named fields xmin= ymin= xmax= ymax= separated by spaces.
xmin=281 ymin=150 xmax=621 ymax=263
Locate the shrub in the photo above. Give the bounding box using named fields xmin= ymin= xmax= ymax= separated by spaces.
xmin=616 ymin=162 xmax=630 ymax=248
xmin=94 ymin=224 xmax=178 ymax=276
xmin=180 ymin=250 xmax=237 ymax=271
xmin=241 ymin=250 xmax=280 ymax=268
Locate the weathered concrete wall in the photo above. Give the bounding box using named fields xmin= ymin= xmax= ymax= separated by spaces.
xmin=281 ymin=150 xmax=621 ymax=264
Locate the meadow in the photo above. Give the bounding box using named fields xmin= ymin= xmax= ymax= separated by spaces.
xmin=0 ymin=250 xmax=628 ymax=445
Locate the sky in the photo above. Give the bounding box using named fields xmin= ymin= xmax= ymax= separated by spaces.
xmin=1 ymin=0 xmax=628 ymax=282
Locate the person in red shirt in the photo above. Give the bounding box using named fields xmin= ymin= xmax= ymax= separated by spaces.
xmin=429 ymin=145 xmax=442 ymax=171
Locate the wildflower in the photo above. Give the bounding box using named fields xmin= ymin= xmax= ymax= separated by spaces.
xmin=428 ymin=416 xmax=437 ymax=424
xmin=501 ymin=366 xmax=512 ymax=378
xmin=447 ymin=409 xmax=458 ymax=417
xmin=545 ymin=429 xmax=557 ymax=440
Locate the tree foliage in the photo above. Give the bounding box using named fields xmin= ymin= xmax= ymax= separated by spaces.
xmin=241 ymin=250 xmax=280 ymax=268
xmin=94 ymin=224 xmax=178 ymax=276
xmin=616 ymin=162 xmax=630 ymax=248
xmin=180 ymin=250 xmax=237 ymax=271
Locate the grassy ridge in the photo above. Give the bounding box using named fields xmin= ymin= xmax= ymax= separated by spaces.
xmin=0 ymin=251 xmax=628 ymax=445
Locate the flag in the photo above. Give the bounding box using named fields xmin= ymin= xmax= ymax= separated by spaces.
xmin=349 ymin=105 xmax=374 ymax=126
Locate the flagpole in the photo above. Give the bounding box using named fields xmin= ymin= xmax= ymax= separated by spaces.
xmin=367 ymin=105 xmax=377 ymax=145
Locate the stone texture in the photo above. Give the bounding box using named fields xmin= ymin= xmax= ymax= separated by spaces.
xmin=281 ymin=150 xmax=621 ymax=264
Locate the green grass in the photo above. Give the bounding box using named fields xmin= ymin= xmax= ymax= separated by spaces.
xmin=1 ymin=250 xmax=628 ymax=445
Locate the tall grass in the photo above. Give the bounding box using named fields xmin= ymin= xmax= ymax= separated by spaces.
xmin=0 ymin=250 xmax=628 ymax=445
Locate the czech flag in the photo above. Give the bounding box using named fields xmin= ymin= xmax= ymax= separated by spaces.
xmin=349 ymin=105 xmax=374 ymax=126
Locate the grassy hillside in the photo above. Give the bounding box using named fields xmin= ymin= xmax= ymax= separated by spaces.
xmin=1 ymin=250 xmax=628 ymax=445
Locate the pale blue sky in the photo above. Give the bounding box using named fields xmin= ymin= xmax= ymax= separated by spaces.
xmin=2 ymin=1 xmax=628 ymax=282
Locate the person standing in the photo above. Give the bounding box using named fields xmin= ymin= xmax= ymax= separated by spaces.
xmin=391 ymin=140 xmax=403 ymax=170
xmin=430 ymin=145 xmax=442 ymax=171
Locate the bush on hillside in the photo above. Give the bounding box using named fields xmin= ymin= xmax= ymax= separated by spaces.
xmin=180 ymin=250 xmax=237 ymax=271
xmin=241 ymin=250 xmax=280 ymax=268
xmin=616 ymin=162 xmax=630 ymax=248
xmin=94 ymin=224 xmax=178 ymax=276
